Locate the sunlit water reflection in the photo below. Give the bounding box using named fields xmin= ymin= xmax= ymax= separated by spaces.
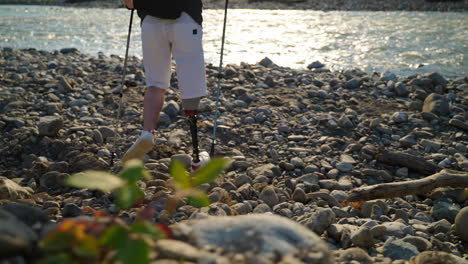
xmin=1 ymin=5 xmax=467 ymax=77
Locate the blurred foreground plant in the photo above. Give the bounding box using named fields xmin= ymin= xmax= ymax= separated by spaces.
xmin=37 ymin=158 xmax=230 ymax=264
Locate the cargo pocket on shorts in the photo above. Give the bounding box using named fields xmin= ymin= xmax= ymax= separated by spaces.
xmin=173 ymin=22 xmax=203 ymax=54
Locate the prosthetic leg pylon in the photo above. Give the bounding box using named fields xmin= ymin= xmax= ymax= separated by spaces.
xmin=184 ymin=109 xmax=209 ymax=171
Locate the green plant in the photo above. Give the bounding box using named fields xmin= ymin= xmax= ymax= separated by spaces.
xmin=167 ymin=157 xmax=230 ymax=211
xmin=66 ymin=159 xmax=150 ymax=210
xmin=37 ymin=158 xmax=230 ymax=264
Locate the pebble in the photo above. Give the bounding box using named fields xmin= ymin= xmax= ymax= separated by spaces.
xmin=409 ymin=251 xmax=467 ymax=264
xmin=62 ymin=203 xmax=81 ymax=217
xmin=351 ymin=226 xmax=375 ymax=248
xmin=38 ymin=116 xmax=64 ymax=136
xmin=299 ymin=208 xmax=336 ymax=235
xmin=454 ymin=207 xmax=468 ymax=242
xmin=431 ymin=198 xmax=461 ymax=222
xmin=259 ymin=186 xmax=279 ymax=208
xmin=383 ymin=237 xmax=420 ymax=260
xmin=337 ymin=248 xmax=373 ymax=264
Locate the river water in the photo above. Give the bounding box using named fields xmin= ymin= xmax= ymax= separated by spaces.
xmin=1 ymin=5 xmax=467 ymax=78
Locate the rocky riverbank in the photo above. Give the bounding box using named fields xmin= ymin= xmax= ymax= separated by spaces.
xmin=1 ymin=0 xmax=468 ymax=11
xmin=0 ymin=47 xmax=467 ymax=263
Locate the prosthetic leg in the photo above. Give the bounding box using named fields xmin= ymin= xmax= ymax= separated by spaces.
xmin=183 ymin=98 xmax=209 ymax=171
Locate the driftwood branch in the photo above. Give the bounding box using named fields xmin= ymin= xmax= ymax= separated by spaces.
xmin=346 ymin=169 xmax=468 ymax=203
xmin=376 ymin=151 xmax=440 ymax=175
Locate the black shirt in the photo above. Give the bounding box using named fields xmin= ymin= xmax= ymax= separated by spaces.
xmin=134 ymin=0 xmax=203 ymax=25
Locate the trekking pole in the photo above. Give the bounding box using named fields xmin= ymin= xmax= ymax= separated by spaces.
xmin=210 ymin=0 xmax=229 ymax=157
xmin=110 ymin=8 xmax=134 ymax=167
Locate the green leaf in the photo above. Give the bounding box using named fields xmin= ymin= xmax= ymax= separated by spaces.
xmin=39 ymin=232 xmax=75 ymax=252
xmin=115 ymin=184 xmax=144 ymax=209
xmin=35 ymin=253 xmax=78 ymax=264
xmin=130 ymin=221 xmax=165 ymax=240
xmin=192 ymin=158 xmax=230 ymax=186
xmin=115 ymin=238 xmax=150 ymax=264
xmin=119 ymin=159 xmax=150 ymax=184
xmin=170 ymin=160 xmax=191 ymax=188
xmin=72 ymin=236 xmax=99 ymax=258
xmin=99 ymin=226 xmax=128 ymax=248
xmin=187 ymin=192 xmax=210 ymax=208
xmin=66 ymin=171 xmax=125 ymax=192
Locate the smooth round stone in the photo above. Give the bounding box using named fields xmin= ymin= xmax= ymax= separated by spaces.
xmin=351 ymin=226 xmax=375 ymax=248
xmin=337 ymin=248 xmax=373 ymax=264
xmin=401 ymin=236 xmax=432 ymax=252
xmin=431 ymin=199 xmax=461 ymax=222
xmin=290 ymin=157 xmax=305 ymax=168
xmin=454 ymin=207 xmax=468 ymax=242
xmin=259 ymin=186 xmax=279 ymax=208
xmin=409 ymin=251 xmax=467 ymax=264
xmin=292 ymin=188 xmax=307 ymax=203
xmin=231 ymin=202 xmax=252 ymax=215
xmin=170 ymin=154 xmax=192 ymax=168
xmin=383 ymin=237 xmax=419 ymax=260
xmin=253 ymin=203 xmax=272 ymax=214
xmin=173 ymin=214 xmax=334 ymax=262
xmin=336 ymin=162 xmax=353 ymax=172
xmin=62 ymin=203 xmax=81 ymax=218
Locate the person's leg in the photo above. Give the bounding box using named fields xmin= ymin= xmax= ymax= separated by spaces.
xmin=143 ymin=86 xmax=166 ymax=132
xmin=171 ymin=13 xmax=209 ymax=169
xmin=122 ymin=16 xmax=172 ymax=164
xmin=172 ymin=13 xmax=207 ymax=101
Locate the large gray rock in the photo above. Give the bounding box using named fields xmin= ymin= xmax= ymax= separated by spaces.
xmin=454 ymin=206 xmax=468 ymax=242
xmin=173 ymin=214 xmax=333 ymax=263
xmin=0 ymin=177 xmax=33 ymax=200
xmin=0 ymin=209 xmax=38 ymax=257
xmin=422 ymin=93 xmax=450 ymax=116
xmin=38 ymin=115 xmax=64 ymax=136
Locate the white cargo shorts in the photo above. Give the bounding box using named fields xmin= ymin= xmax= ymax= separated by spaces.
xmin=141 ymin=12 xmax=207 ymax=99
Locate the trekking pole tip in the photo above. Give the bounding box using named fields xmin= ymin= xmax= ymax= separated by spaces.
xmin=210 ymin=140 xmax=216 ymax=157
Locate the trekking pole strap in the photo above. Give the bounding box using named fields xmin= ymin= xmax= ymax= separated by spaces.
xmin=211 ymin=0 xmax=229 ymax=156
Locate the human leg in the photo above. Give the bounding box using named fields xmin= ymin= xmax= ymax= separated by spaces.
xmin=170 ymin=13 xmax=209 ymax=168
xmin=143 ymin=86 xmax=166 ymax=132
xmin=122 ymin=16 xmax=172 ymax=164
